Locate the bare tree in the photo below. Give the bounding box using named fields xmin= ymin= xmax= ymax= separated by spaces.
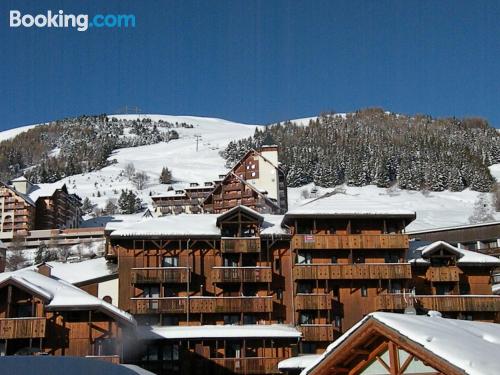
xmin=132 ymin=171 xmax=150 ymax=190
xmin=123 ymin=162 xmax=136 ymax=179
xmin=6 ymin=252 xmax=28 ymax=271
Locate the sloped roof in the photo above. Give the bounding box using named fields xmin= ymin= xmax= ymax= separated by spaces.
xmin=412 ymin=241 xmax=500 ymax=265
xmin=283 ymin=192 xmax=416 ymax=223
xmin=302 ymin=312 xmax=500 ymax=375
xmin=0 ymin=180 xmax=35 ymax=206
xmin=0 ymin=269 xmax=135 ymax=326
xmin=216 ymin=205 xmax=264 ymax=226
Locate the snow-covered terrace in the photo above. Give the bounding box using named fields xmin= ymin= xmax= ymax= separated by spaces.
xmin=138 ymin=324 xmax=301 ymax=340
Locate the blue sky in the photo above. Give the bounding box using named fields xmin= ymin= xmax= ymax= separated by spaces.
xmin=1 ymin=0 xmax=499 ymax=129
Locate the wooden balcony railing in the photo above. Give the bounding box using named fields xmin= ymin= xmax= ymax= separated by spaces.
xmin=212 ymin=267 xmax=272 ymax=283
xmin=85 ymin=355 xmax=120 ymax=364
xmin=130 ymin=297 xmax=187 ymax=314
xmin=0 ymin=317 xmax=46 ymax=339
xmin=293 ymin=263 xmax=412 ymax=280
xmin=425 ymin=266 xmax=460 ymax=282
xmin=131 ymin=267 xmax=191 ymax=284
xmin=221 ymin=237 xmax=261 ymax=253
xmin=292 ymin=234 xmax=409 ymax=250
xmin=376 ymin=294 xmax=500 ymax=312
xmin=295 ymin=293 xmax=333 ymax=310
xmin=211 ymin=357 xmax=283 ymax=374
xmin=298 ymin=324 xmax=339 ymax=342
xmin=189 ymin=296 xmax=273 ymax=313
xmin=131 ymin=296 xmax=274 ymax=314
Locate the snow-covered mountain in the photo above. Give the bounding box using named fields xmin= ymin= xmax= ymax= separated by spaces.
xmin=0 ymin=113 xmax=498 ymax=231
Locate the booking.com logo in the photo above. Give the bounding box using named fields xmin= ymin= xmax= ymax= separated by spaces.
xmin=9 ymin=10 xmax=136 ymax=31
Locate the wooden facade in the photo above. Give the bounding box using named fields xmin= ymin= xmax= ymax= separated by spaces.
xmin=108 ymin=206 xmax=500 ymax=374
xmin=0 ymin=183 xmax=36 ymax=238
xmin=0 ymin=276 xmax=133 ymax=360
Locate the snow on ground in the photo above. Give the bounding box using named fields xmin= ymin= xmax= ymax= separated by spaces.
xmin=53 ymin=114 xmax=262 ymax=209
xmin=0 ymin=123 xmax=42 ymax=141
xmin=288 ymin=183 xmax=500 ymax=231
xmin=1 ymin=114 xmax=498 ymax=231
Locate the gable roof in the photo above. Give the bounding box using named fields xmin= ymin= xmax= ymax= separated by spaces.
xmin=216 ymin=205 xmax=264 ymax=226
xmin=0 ymin=269 xmax=135 ymax=326
xmin=411 ymin=241 xmax=500 ymax=266
xmin=302 ymin=312 xmax=500 ymax=375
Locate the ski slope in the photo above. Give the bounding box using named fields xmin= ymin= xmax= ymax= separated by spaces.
xmin=0 ymin=114 xmax=498 ymax=231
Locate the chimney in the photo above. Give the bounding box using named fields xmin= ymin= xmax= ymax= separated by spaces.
xmin=38 ymin=263 xmax=52 ymax=277
xmin=260 ymin=145 xmax=279 ymax=166
xmin=11 ymin=176 xmax=33 ymax=195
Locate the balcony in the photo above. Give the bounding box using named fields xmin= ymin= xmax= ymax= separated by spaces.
xmin=298 ymin=324 xmax=339 ymax=342
xmin=295 ymin=293 xmax=333 ymax=310
xmin=131 ymin=267 xmax=191 ymax=284
xmin=425 ymin=266 xmax=460 ymax=282
xmin=212 ymin=267 xmax=272 ymax=283
xmin=221 ymin=237 xmax=261 ymax=253
xmin=211 ymin=357 xmax=283 ymax=374
xmin=376 ymin=294 xmax=500 ymax=312
xmin=0 ymin=317 xmax=46 ymax=339
xmin=130 ymin=297 xmax=187 ymax=314
xmin=189 ymin=296 xmax=273 ymax=313
xmin=293 ymin=263 xmax=412 ymax=280
xmin=292 ymin=234 xmax=408 ymax=250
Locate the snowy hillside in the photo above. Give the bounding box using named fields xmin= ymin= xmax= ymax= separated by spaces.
xmin=0 ymin=113 xmax=498 ymax=231
xmin=27 ymin=115 xmax=262 ymax=210
xmin=288 ymin=184 xmax=500 ymax=232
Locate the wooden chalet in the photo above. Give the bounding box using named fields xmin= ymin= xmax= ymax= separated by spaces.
xmin=297 ymin=312 xmax=500 ymax=375
xmin=0 ymin=268 xmax=135 ymax=363
xmin=106 ymin=196 xmax=500 ymax=374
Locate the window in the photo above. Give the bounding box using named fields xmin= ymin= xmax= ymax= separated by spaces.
xmin=384 ymin=254 xmax=399 ymax=263
xmin=162 ymin=256 xmax=179 ymax=267
xmin=276 ymin=288 xmax=283 ymax=300
xmin=331 ymin=256 xmax=338 ymax=264
xmin=274 ymin=258 xmax=281 ymax=272
xmin=297 ymin=282 xmax=313 ymax=294
xmin=297 ymin=252 xmax=312 ymax=265
xmin=243 ymin=315 xmax=256 ymax=324
xmin=361 ymin=285 xmax=368 ymax=297
xmin=224 ymin=315 xmax=240 ymax=325
xmin=334 ymin=315 xmax=341 ymax=328
xmin=389 ymin=281 xmax=401 ymax=294
xmin=162 ymin=315 xmax=179 ymax=326
xmin=302 ymin=343 xmax=316 ymax=354
xmin=16 ymin=303 xmax=32 ymax=318
xmin=299 ymin=312 xmax=313 ymax=325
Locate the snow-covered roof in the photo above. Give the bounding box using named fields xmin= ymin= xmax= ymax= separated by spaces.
xmin=151 ymin=190 xmax=185 ymax=199
xmin=109 ymin=210 xmax=287 ymax=238
xmin=284 ymin=193 xmax=416 ymax=221
xmin=27 ymin=181 xmax=67 ymax=202
xmin=301 ymin=312 xmax=500 ymax=375
xmin=36 ymin=257 xmax=117 ymax=285
xmin=216 ymin=205 xmax=264 ymax=225
xmin=11 ymin=176 xmax=28 ymax=182
xmin=278 ymin=355 xmax=321 ymax=370
xmin=111 ymin=214 xmax=220 ymax=237
xmin=407 ymin=220 xmax=500 ymax=234
xmin=412 ymin=241 xmax=500 ymax=265
xmin=0 ymin=269 xmax=134 ymax=326
xmin=137 ymin=324 xmax=301 ymax=340
xmin=261 ymin=214 xmax=290 ymax=236
xmin=98 ymin=213 xmax=148 ymax=231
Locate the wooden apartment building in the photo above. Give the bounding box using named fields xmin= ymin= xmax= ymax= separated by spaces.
xmin=106 ymin=197 xmax=500 ymax=374
xmin=152 ymin=146 xmax=288 ymax=216
xmin=0 ymin=267 xmax=135 ymax=362
xmin=0 ymin=177 xmax=82 ymax=240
